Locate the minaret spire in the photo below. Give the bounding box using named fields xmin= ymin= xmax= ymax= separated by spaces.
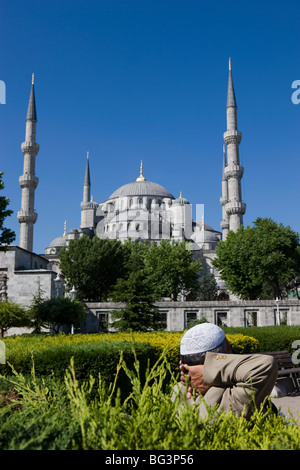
xmin=17 ymin=74 xmax=39 ymax=252
xmin=26 ymin=75 xmax=37 ymax=122
xmin=227 ymin=57 xmax=237 ymax=109
xmin=83 ymin=151 xmax=91 ymax=203
xmin=222 ymin=59 xmax=246 ymax=236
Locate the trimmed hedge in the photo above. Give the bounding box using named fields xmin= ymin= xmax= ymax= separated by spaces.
xmin=226 ymin=333 xmax=259 ymax=354
xmin=2 ymin=331 xmax=259 ymax=380
xmin=0 ymin=331 xmax=260 ymax=403
xmin=1 ymin=339 xmax=158 ymax=400
xmin=223 ymin=325 xmax=300 ymax=354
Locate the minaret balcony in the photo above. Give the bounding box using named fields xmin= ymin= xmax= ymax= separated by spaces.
xmin=223 ymin=130 xmax=242 ymax=146
xmin=225 ymin=201 xmax=246 ymax=215
xmin=220 ymin=220 xmax=229 ymax=230
xmin=21 ymin=141 xmax=39 ymax=156
xmin=17 ymin=210 xmax=38 ymax=224
xmin=19 ymin=174 xmax=39 ymax=189
xmin=224 ymin=165 xmax=244 ymax=180
xmin=220 ymin=196 xmax=228 ymax=206
xmin=81 ymin=201 xmax=98 ymax=210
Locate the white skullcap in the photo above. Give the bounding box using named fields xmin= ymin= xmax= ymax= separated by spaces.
xmin=180 ymin=323 xmax=226 ymax=355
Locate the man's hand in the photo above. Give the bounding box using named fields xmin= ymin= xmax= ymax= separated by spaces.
xmin=180 ymin=362 xmax=211 ymax=399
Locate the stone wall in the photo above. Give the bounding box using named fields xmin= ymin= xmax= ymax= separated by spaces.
xmin=0 ymin=246 xmax=56 ymax=306
xmin=84 ymin=299 xmax=300 ymax=333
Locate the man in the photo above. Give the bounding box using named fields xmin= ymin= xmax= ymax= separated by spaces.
xmin=173 ymin=323 xmax=278 ymax=420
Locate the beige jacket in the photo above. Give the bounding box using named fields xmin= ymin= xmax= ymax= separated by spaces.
xmin=174 ymin=352 xmax=278 ymax=419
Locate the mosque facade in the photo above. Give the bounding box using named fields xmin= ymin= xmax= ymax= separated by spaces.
xmin=3 ymin=63 xmax=300 ymax=334
xmin=43 ymin=59 xmax=245 ymax=290
xmin=1 ymin=60 xmax=245 ymax=309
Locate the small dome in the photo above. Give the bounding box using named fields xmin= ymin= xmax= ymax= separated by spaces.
xmin=48 ymin=236 xmax=67 ymax=248
xmin=173 ymin=192 xmax=189 ymax=205
xmin=202 ymin=230 xmax=220 ymax=242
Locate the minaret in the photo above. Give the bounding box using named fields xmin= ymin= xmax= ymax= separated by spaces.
xmin=220 ymin=144 xmax=229 ymax=239
xmin=17 ymin=74 xmax=39 ymax=252
xmin=80 ymin=152 xmax=97 ymax=230
xmin=223 ymin=58 xmax=246 ymax=234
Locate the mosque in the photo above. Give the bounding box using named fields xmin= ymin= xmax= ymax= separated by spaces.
xmin=44 ymin=59 xmax=245 ymax=273
xmin=0 ymin=60 xmax=246 ymax=308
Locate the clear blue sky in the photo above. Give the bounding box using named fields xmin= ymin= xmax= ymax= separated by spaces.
xmin=0 ymin=0 xmax=299 ymax=254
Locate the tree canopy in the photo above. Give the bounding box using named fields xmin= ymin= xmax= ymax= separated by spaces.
xmin=212 ymin=218 xmax=300 ymax=300
xmin=58 ymin=236 xmax=128 ymax=301
xmin=196 ymin=274 xmax=218 ymax=301
xmin=0 ymin=301 xmax=30 ymax=337
xmin=144 ymin=240 xmax=202 ymax=300
xmin=31 ymin=297 xmax=87 ymax=334
xmin=110 ymin=241 xmax=163 ymax=331
xmin=59 ymin=237 xmax=203 ymax=304
xmin=0 ymin=172 xmax=15 ymax=250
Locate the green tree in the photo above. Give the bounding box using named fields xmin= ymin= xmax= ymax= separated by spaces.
xmin=0 ymin=172 xmax=15 ymax=250
xmin=58 ymin=236 xmax=128 ymax=301
xmin=144 ymin=240 xmax=202 ymax=300
xmin=110 ymin=242 xmax=163 ymax=331
xmin=32 ymin=297 xmax=87 ymax=334
xmin=0 ymin=301 xmax=30 ymax=337
xmin=28 ymin=280 xmax=48 ymax=334
xmin=213 ymin=218 xmax=300 ymax=300
xmin=196 ymin=274 xmax=218 ymax=301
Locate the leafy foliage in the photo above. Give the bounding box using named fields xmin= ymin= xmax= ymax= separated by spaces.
xmin=144 ymin=240 xmax=202 ymax=300
xmin=58 ymin=238 xmax=203 ymax=307
xmin=110 ymin=242 xmax=163 ymax=331
xmin=224 ymin=325 xmax=300 ymax=354
xmin=213 ymin=218 xmax=300 ymax=300
xmin=0 ymin=301 xmax=30 ymax=338
xmin=30 ymin=297 xmax=87 ymax=334
xmin=28 ymin=281 xmax=48 ymax=334
xmin=58 ymin=236 xmax=128 ymax=301
xmin=196 ymin=274 xmax=218 ymax=301
xmin=0 ymin=351 xmax=299 ymax=450
xmin=1 ymin=330 xmax=261 ymax=383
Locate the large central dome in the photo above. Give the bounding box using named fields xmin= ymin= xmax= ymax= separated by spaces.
xmin=108 ymin=161 xmax=174 ymax=200
xmin=109 ymin=180 xmax=174 ymax=200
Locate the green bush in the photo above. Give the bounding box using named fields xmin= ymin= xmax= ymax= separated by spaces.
xmin=2 ymin=331 xmax=260 ymax=383
xmin=0 ymin=353 xmax=299 ymax=450
xmin=226 ymin=333 xmax=259 ymax=354
xmin=224 ymin=325 xmax=300 ymax=354
xmin=1 ymin=339 xmax=157 ymax=401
